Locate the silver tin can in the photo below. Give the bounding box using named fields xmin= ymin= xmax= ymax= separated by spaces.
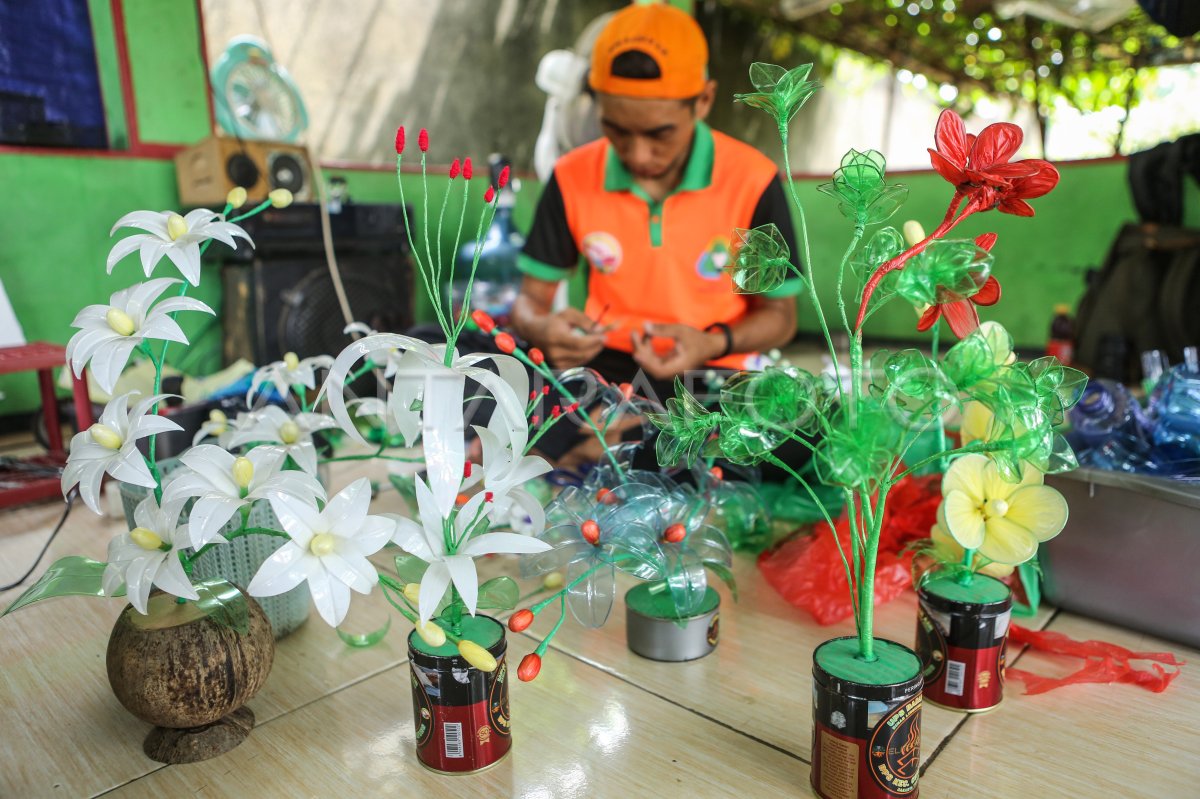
xmin=625 ymin=585 xmax=721 ymax=662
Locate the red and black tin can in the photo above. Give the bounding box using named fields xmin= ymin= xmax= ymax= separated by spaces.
xmin=408 ymin=617 xmax=511 ymax=774
xmin=811 ymin=637 xmax=923 ymax=799
xmin=915 ymin=573 xmax=1012 ymax=712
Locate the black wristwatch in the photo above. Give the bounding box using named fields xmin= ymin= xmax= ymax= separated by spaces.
xmin=705 ymin=322 xmax=734 ymax=359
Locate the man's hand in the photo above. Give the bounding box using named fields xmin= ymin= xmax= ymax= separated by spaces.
xmin=538 ymin=308 xmax=607 ymax=369
xmin=631 ymin=322 xmax=724 ymax=381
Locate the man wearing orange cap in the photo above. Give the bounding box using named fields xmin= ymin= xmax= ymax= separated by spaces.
xmin=512 ymin=1 xmax=802 ymax=409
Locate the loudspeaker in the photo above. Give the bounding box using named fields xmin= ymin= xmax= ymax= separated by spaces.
xmin=175 ymin=135 xmax=314 ymax=207
xmin=220 ymin=203 xmax=414 ymax=367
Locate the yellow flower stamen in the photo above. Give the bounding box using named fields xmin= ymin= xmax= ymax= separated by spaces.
xmin=309 ymin=533 xmax=336 ymax=557
xmin=226 ymin=186 xmax=248 ymax=209
xmin=283 ymin=352 xmax=300 ymax=371
xmin=457 ymin=640 xmax=498 ymax=672
xmin=269 ymin=188 xmax=293 ymax=208
xmin=279 ymin=420 xmax=301 ymax=445
xmin=403 ymin=582 xmax=421 ymax=604
xmin=105 ymin=308 xmax=137 ymax=336
xmin=903 ymin=219 xmax=926 ymax=246
xmin=232 ymin=456 xmax=254 ymax=489
xmin=89 ymin=423 xmax=123 ymax=450
xmin=130 ymin=527 xmax=165 ymax=551
xmin=984 ymin=498 xmax=1010 ymax=518
xmin=166 ymin=213 xmax=188 ymax=241
xmin=416 ymin=620 xmax=447 ymax=648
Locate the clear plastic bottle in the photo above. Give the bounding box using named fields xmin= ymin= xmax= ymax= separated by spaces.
xmin=451 ymin=154 xmax=524 ymax=327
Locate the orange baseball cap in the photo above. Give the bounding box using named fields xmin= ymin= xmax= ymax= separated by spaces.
xmin=588 ymin=3 xmax=708 ymax=100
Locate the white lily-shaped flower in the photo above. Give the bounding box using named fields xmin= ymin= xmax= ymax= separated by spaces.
xmin=162 ymin=444 xmax=325 ymax=548
xmin=226 ymin=405 xmax=338 ymax=475
xmin=343 ymin=322 xmax=405 ymax=379
xmin=248 ymin=478 xmax=395 ymax=627
xmin=66 ymin=278 xmax=213 ymax=394
xmin=463 ymin=426 xmax=553 ymax=536
xmin=392 ymin=476 xmax=551 ymax=622
xmin=62 ymin=392 xmax=180 ymax=514
xmin=191 ymin=408 xmax=237 ymax=448
xmin=107 ymin=209 xmax=251 ymax=286
xmin=323 ymin=334 xmax=530 ymax=520
xmin=101 ymin=495 xmax=197 ymax=614
xmin=248 ymin=352 xmax=335 ymax=403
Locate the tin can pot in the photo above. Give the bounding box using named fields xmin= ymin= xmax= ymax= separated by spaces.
xmin=624 ymin=583 xmax=721 ymax=662
xmin=915 ymin=572 xmax=1012 ymax=712
xmin=811 ymin=636 xmax=923 ymax=799
xmin=408 ymin=615 xmax=511 ymax=774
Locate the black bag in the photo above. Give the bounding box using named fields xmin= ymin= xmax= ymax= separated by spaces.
xmin=1074 ymin=224 xmax=1200 ymax=382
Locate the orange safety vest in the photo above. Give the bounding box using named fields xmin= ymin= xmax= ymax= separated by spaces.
xmin=554 ymin=124 xmax=779 ymax=370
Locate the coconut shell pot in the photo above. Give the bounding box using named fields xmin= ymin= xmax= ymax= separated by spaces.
xmin=106 ymin=591 xmax=275 ymax=763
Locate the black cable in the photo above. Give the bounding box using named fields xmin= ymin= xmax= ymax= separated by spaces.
xmin=0 ymin=489 xmax=77 ymax=592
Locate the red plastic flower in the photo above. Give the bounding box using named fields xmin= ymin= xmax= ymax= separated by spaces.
xmin=928 ymin=110 xmax=1059 ymax=216
xmin=916 ymin=233 xmax=1001 ymax=338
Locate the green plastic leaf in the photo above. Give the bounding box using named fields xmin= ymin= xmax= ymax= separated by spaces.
xmin=393 ymin=554 xmax=429 ymax=585
xmin=1 ymin=556 xmax=121 ymax=616
xmin=729 ymin=224 xmax=792 ymax=294
xmin=703 ymin=560 xmax=739 ymax=602
xmin=476 ymin=576 xmax=519 ymax=611
xmin=192 ymin=578 xmax=250 ymax=634
xmin=337 ymin=616 xmax=392 ymax=647
xmin=1012 ymin=560 xmax=1042 ymax=618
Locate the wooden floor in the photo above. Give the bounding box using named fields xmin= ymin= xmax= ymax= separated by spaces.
xmin=1 ymin=456 xmax=1195 ymax=798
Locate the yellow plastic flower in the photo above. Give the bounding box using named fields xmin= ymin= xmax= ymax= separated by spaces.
xmin=929 ymin=521 xmax=1013 ymax=578
xmin=959 ymin=400 xmax=996 ymax=446
xmin=940 ymin=453 xmax=1067 ymax=565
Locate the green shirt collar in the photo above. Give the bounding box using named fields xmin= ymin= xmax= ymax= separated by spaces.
xmin=603 ymin=120 xmax=714 ymax=197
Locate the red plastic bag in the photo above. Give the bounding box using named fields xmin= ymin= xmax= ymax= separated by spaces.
xmin=1006 ymin=624 xmax=1185 ymax=694
xmin=757 ymin=474 xmax=942 ymax=625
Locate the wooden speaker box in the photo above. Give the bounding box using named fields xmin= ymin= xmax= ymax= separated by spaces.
xmin=174 ymin=136 xmax=314 ymax=207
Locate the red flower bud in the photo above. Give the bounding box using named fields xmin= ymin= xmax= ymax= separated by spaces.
xmin=566 ymin=402 xmax=579 ymax=413
xmin=509 ymin=609 xmax=534 ymax=632
xmin=529 ymin=347 xmax=545 ymax=365
xmin=418 ymin=128 xmax=429 ymax=152
xmin=495 ymin=332 xmax=516 ymax=353
xmin=463 ymin=157 xmax=473 ymax=180
xmin=498 ymin=165 xmax=511 ymax=189
xmin=709 ymin=466 xmax=724 ymax=480
xmin=619 ymin=382 xmax=634 ymax=401
xmin=550 ymin=405 xmax=561 ymax=418
xmin=449 ymin=158 xmax=461 ymax=179
xmin=471 ymin=309 xmax=496 ymax=332
xmin=596 ymin=487 xmax=611 ymax=503
xmin=581 ymin=519 xmax=600 ymax=545
xmin=464 ymin=462 xmax=473 ymax=478
xmin=485 ymin=491 xmax=494 ymax=503
xmin=664 ymin=523 xmax=687 ymax=544
xmin=484 ymin=186 xmax=496 ymax=203
xmin=455 ymin=493 xmax=469 ymax=506
xmin=531 ymin=415 xmax=539 ymax=426
xmin=529 ymin=390 xmax=537 ymax=401
xmin=517 ymin=653 xmax=542 ymax=682
xmin=542 ymin=386 xmax=550 ymax=395
xmin=394 ymin=126 xmax=406 ymax=154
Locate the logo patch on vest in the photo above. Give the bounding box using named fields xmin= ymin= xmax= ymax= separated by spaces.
xmin=696 ymin=237 xmax=732 ymax=280
xmin=582 ymin=232 xmax=623 ymax=275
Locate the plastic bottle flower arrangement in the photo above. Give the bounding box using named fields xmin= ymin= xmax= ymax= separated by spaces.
xmin=653 ymin=62 xmax=1087 ymax=797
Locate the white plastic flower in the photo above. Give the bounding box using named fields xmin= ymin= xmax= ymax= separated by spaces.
xmin=192 ymin=408 xmax=234 ymax=448
xmin=392 ymin=476 xmax=551 ymax=622
xmin=940 ymin=453 xmax=1068 ymax=565
xmin=248 ymin=352 xmax=335 ymax=403
xmin=162 ymin=444 xmax=325 ymax=548
xmin=62 ymin=392 xmax=180 ymax=514
xmin=101 ymin=495 xmax=198 ymax=614
xmin=323 ymin=334 xmax=530 ymax=519
xmin=343 ymin=322 xmax=404 ymax=378
xmin=463 ymin=426 xmax=553 ymax=536
xmin=226 ymin=406 xmax=338 ymax=475
xmin=66 ymin=278 xmax=214 ymax=394
xmin=248 ymin=478 xmax=395 ymax=627
xmin=107 ymin=209 xmax=252 ymax=286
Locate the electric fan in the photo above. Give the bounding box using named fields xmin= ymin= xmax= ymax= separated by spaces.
xmin=210 ymin=35 xmax=309 ymax=142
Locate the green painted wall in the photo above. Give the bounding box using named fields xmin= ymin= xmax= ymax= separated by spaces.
xmin=0 ymin=1 xmax=1192 ymax=416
